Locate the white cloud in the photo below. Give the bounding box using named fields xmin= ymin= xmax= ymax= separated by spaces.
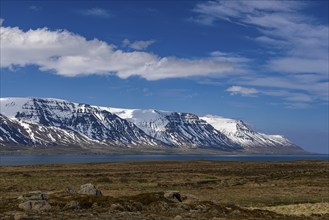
xmin=0 ymin=18 xmax=4 ymax=26
xmin=193 ymin=0 xmax=329 ymax=76
xmin=254 ymin=36 xmax=288 ymax=48
xmin=0 ymin=25 xmax=234 ymax=80
xmin=29 ymin=5 xmax=42 ymax=11
xmin=226 ymin=85 xmax=316 ymax=108
xmin=78 ymin=8 xmax=110 ymax=18
xmin=237 ymin=75 xmax=328 ymax=102
xmin=210 ymin=51 xmax=251 ymax=64
xmin=266 ymin=58 xmax=328 ymax=75
xmin=193 ymin=0 xmax=303 ymax=26
xmin=194 ymin=0 xmax=329 ymax=106
xmin=122 ymin=39 xmax=155 ymax=50
xmin=226 ymin=86 xmax=259 ymax=96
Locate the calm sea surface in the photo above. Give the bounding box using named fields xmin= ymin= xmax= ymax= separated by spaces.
xmin=0 ymin=154 xmax=328 ymax=166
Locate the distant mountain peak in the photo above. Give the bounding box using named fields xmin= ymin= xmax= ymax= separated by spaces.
xmin=0 ymin=97 xmax=305 ymax=154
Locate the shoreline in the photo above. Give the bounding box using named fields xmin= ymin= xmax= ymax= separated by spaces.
xmin=0 ymin=154 xmax=328 ymax=166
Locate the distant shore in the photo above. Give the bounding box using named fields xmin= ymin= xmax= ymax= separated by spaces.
xmin=0 ymin=153 xmax=327 ymax=166
xmin=0 ymin=144 xmax=312 ymax=156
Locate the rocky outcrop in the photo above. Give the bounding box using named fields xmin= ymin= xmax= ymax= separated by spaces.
xmin=78 ymin=183 xmax=102 ymax=196
xmin=17 ymin=191 xmax=51 ymax=211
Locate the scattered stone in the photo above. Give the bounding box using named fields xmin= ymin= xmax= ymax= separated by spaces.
xmin=17 ymin=191 xmax=51 ymax=212
xmin=64 ymin=187 xmax=77 ymax=195
xmin=230 ymin=209 xmax=241 ymax=216
xmin=164 ymin=191 xmax=182 ymax=202
xmin=18 ymin=201 xmax=32 ymax=211
xmin=18 ymin=200 xmax=51 ymax=211
xmin=182 ymin=194 xmax=199 ymax=203
xmin=64 ymin=201 xmax=80 ymax=210
xmin=92 ymin=202 xmax=98 ymax=208
xmin=110 ymin=203 xmax=125 ymax=212
xmin=14 ymin=212 xmax=29 ymax=220
xmin=186 ymin=194 xmax=198 ymax=200
xmin=194 ymin=204 xmax=208 ymax=211
xmin=78 ymin=183 xmax=102 ymax=196
xmin=123 ymin=201 xmax=143 ymax=212
xmin=174 ymin=215 xmax=182 ymax=220
xmin=178 ymin=203 xmax=190 ymax=211
xmin=153 ymin=201 xmax=169 ymax=211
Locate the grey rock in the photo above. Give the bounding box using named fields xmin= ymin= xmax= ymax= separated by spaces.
xmin=230 ymin=210 xmax=241 ymax=215
xmin=64 ymin=201 xmax=80 ymax=210
xmin=185 ymin=194 xmax=198 ymax=201
xmin=64 ymin=187 xmax=77 ymax=195
xmin=18 ymin=201 xmax=32 ymax=211
xmin=18 ymin=200 xmax=51 ymax=211
xmin=110 ymin=203 xmax=125 ymax=212
xmin=78 ymin=183 xmax=102 ymax=196
xmin=164 ymin=191 xmax=182 ymax=202
xmin=14 ymin=212 xmax=29 ymax=220
xmin=92 ymin=202 xmax=98 ymax=208
xmin=174 ymin=215 xmax=182 ymax=220
xmin=194 ymin=204 xmax=208 ymax=211
xmin=14 ymin=212 xmax=33 ymax=220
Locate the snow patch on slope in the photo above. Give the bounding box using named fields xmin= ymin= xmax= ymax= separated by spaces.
xmin=104 ymin=107 xmax=171 ymax=143
xmin=200 ymin=115 xmax=239 ymax=134
xmin=200 ymin=115 xmax=295 ymax=149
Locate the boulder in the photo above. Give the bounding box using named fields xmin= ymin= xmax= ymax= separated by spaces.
xmin=78 ymin=183 xmax=102 ymax=196
xmin=164 ymin=191 xmax=182 ymax=202
xmin=18 ymin=200 xmax=51 ymax=211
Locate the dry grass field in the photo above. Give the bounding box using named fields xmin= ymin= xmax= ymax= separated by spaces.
xmin=0 ymin=160 xmax=328 ymax=219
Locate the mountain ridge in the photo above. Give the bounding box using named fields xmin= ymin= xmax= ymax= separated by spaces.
xmin=0 ymin=97 xmax=306 ymax=154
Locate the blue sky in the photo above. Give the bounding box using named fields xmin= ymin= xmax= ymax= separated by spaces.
xmin=0 ymin=0 xmax=328 ymax=153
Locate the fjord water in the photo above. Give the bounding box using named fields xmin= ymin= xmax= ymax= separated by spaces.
xmin=0 ymin=154 xmax=328 ymax=166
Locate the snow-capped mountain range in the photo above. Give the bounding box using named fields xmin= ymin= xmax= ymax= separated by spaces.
xmin=0 ymin=97 xmax=304 ymax=153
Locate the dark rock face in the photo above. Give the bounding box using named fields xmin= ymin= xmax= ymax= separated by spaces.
xmin=0 ymin=113 xmax=98 ymax=148
xmin=0 ymin=114 xmax=33 ymax=145
xmin=1 ymin=98 xmax=163 ymax=149
xmin=162 ymin=112 xmax=241 ymax=150
xmin=13 ymin=98 xmax=161 ymax=146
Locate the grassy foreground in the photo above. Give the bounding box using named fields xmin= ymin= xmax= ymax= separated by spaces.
xmin=0 ymin=160 xmax=328 ymax=219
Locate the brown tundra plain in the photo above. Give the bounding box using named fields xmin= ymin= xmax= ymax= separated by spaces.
xmin=1 ymin=160 xmax=329 ymax=219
